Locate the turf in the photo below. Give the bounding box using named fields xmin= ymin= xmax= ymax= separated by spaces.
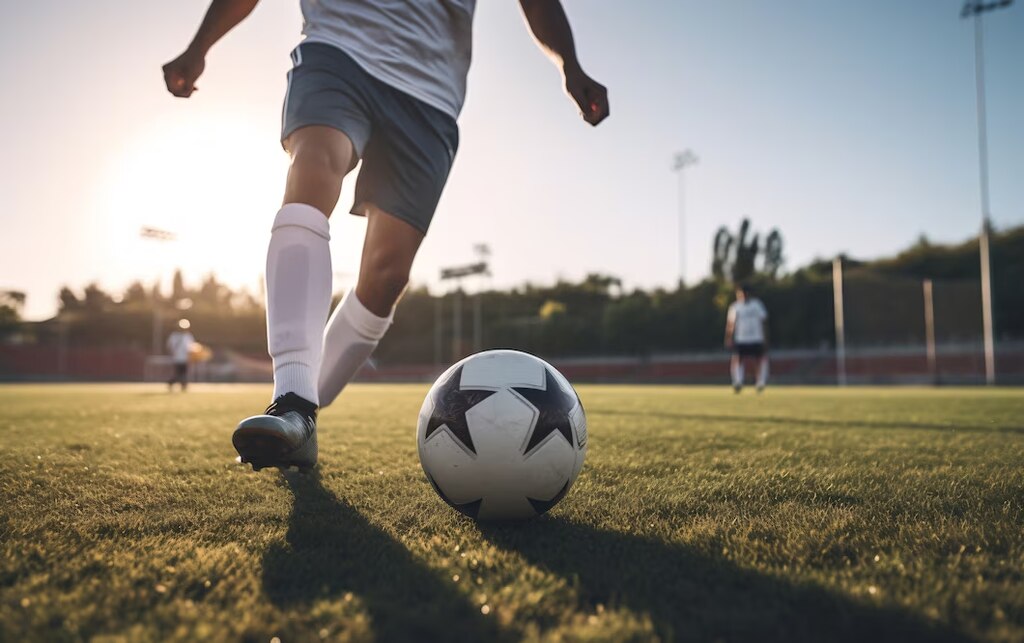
xmin=1 ymin=384 xmax=1022 ymax=642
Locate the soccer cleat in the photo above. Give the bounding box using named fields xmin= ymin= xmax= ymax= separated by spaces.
xmin=233 ymin=392 xmax=319 ymax=471
xmin=733 ymin=384 xmax=742 ymax=394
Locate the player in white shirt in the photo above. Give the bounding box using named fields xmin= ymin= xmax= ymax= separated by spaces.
xmin=163 ymin=0 xmax=609 ymax=470
xmin=725 ymin=284 xmax=769 ymax=393
xmin=166 ymin=319 xmax=196 ymax=392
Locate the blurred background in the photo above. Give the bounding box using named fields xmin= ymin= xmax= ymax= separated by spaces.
xmin=1 ymin=0 xmax=1022 ymax=385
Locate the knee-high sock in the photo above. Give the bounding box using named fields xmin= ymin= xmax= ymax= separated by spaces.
xmin=757 ymin=358 xmax=770 ymax=387
xmin=266 ymin=203 xmax=332 ymax=404
xmin=731 ymin=360 xmax=745 ymax=386
xmin=318 ymin=290 xmax=393 ymax=408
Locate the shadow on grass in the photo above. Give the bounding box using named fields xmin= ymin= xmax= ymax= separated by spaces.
xmin=594 ymin=409 xmax=1024 ymax=434
xmin=480 ymin=518 xmax=970 ymax=643
xmin=262 ymin=471 xmax=510 ymax=642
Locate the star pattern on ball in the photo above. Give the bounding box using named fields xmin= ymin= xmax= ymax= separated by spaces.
xmin=513 ymin=367 xmax=577 ymax=454
xmin=424 ymin=365 xmax=498 ymax=454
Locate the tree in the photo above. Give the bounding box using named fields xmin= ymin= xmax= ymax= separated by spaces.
xmin=83 ymin=283 xmax=112 ymax=311
xmin=763 ymin=229 xmax=784 ymax=277
xmin=731 ymin=219 xmax=760 ymax=283
xmin=197 ymin=273 xmax=228 ymax=309
xmin=710 ymin=218 xmax=784 ymax=283
xmin=59 ymin=287 xmax=81 ymax=313
xmin=172 ymin=269 xmax=187 ymax=301
xmin=0 ymin=290 xmax=25 ymax=335
xmin=122 ymin=281 xmax=149 ymax=306
xmin=711 ymin=228 xmax=734 ymax=281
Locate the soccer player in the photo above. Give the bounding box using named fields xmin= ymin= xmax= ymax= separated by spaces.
xmin=163 ymin=0 xmax=609 ymax=469
xmin=166 ymin=319 xmax=196 ymax=392
xmin=724 ymin=284 xmax=769 ymax=393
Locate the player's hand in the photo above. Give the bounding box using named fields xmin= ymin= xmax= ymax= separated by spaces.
xmin=162 ymin=48 xmax=205 ymax=98
xmin=724 ymin=338 xmax=733 ymax=349
xmin=563 ymin=64 xmax=608 ymax=126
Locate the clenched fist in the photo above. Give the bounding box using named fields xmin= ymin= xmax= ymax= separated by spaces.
xmin=563 ymin=64 xmax=609 ymax=126
xmin=163 ymin=48 xmax=205 ymax=98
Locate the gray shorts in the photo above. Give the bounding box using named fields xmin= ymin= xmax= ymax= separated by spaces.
xmin=281 ymin=42 xmax=459 ymax=234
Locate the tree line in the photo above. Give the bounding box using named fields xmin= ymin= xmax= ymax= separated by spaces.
xmin=7 ymin=222 xmax=1023 ymax=364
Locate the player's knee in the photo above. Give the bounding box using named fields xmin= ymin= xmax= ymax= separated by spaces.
xmin=289 ymin=142 xmax=347 ymax=189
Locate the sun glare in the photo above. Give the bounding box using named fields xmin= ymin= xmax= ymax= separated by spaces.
xmin=96 ymin=115 xmax=290 ymax=296
xmin=95 ymin=114 xmax=366 ymax=299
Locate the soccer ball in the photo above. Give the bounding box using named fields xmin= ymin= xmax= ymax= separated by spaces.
xmin=417 ymin=350 xmax=587 ymax=521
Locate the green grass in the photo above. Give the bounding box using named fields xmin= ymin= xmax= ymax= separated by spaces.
xmin=1 ymin=384 xmax=1022 ymax=642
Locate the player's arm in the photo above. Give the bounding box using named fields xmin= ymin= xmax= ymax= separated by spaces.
xmin=162 ymin=0 xmax=260 ymax=98
xmin=724 ymin=308 xmax=735 ymax=348
xmin=518 ymin=0 xmax=609 ymax=126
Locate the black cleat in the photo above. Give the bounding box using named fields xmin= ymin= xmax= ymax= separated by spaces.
xmin=233 ymin=393 xmax=318 ymax=471
xmin=733 ymin=384 xmax=742 ymax=394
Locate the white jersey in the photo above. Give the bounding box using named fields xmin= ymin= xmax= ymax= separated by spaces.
xmin=727 ymin=299 xmax=768 ymax=344
xmin=300 ymin=0 xmax=477 ymax=119
xmin=166 ymin=331 xmax=195 ymax=364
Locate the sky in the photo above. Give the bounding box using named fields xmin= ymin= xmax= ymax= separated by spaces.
xmin=1 ymin=0 xmax=1022 ymax=320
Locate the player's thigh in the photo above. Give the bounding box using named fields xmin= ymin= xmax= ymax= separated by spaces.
xmin=280 ymin=43 xmax=374 ymax=212
xmin=351 ymin=90 xmax=458 ymax=235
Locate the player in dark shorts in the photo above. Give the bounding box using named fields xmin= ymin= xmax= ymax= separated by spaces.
xmin=725 ymin=284 xmax=770 ymax=393
xmin=163 ymin=0 xmax=609 ymax=469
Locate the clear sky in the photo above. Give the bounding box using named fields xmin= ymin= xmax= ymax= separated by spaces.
xmin=1 ymin=0 xmax=1022 ymax=320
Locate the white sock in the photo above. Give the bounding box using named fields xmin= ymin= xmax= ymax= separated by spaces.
xmin=757 ymin=359 xmax=769 ymax=388
xmin=266 ymin=203 xmax=332 ymax=404
xmin=318 ymin=289 xmax=393 ymax=408
xmin=732 ymin=361 xmax=745 ymax=386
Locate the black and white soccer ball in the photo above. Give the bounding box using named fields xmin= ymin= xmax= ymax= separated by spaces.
xmin=417 ymin=350 xmax=587 ymax=521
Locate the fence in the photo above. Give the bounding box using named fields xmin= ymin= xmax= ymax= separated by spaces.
xmin=4 ymin=341 xmax=1023 ymax=385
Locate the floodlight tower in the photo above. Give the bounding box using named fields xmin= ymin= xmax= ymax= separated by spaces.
xmin=472 ymin=244 xmax=491 ymax=352
xmin=140 ymin=226 xmax=177 ymax=355
xmin=672 ymin=150 xmax=699 ymax=286
xmin=961 ymin=0 xmax=1012 ymax=384
xmin=440 ymin=259 xmax=489 ymax=362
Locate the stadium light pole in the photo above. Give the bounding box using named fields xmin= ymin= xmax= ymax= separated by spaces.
xmin=672 ymin=150 xmax=699 ymax=286
xmin=140 ymin=226 xmax=177 ymax=356
xmin=440 ymin=260 xmax=489 ymax=363
xmin=832 ymin=257 xmax=847 ymax=387
xmin=923 ymin=279 xmax=937 ymax=384
xmin=472 ymin=244 xmax=491 ymax=353
xmin=961 ymin=0 xmax=1012 ymax=385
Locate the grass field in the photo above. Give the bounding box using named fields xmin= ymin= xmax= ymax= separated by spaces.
xmin=1 ymin=384 xmax=1022 ymax=642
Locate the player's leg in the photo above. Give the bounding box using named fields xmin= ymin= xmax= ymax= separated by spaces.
xmin=234 ymin=42 xmax=377 ymax=470
xmin=170 ymin=363 xmax=181 ymax=390
xmin=730 ymin=352 xmax=744 ymax=393
xmin=234 ymin=126 xmax=355 ymax=470
xmin=266 ymin=126 xmax=353 ymax=402
xmin=756 ymin=352 xmax=769 ymax=392
xmin=179 ymin=363 xmax=189 ymax=392
xmin=318 ymin=75 xmax=457 ymax=408
xmin=318 ymin=206 xmax=423 ymax=406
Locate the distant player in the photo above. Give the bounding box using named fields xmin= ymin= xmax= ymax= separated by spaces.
xmin=163 ymin=0 xmax=609 ymax=469
xmin=166 ymin=319 xmax=196 ymax=392
xmin=725 ymin=284 xmax=769 ymax=393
